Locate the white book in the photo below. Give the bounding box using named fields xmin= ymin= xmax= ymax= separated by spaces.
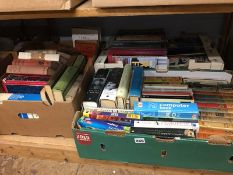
xmin=144 ymin=70 xmax=232 ymax=83
xmin=116 ymin=64 xmax=132 ymax=109
xmin=134 ymin=121 xmax=199 ymax=130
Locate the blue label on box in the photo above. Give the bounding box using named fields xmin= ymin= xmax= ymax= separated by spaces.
xmin=134 ymin=101 xmax=199 ymax=120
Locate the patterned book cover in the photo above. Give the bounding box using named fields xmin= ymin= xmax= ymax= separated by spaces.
xmin=99 ymin=68 xmax=123 ymax=108
xmin=83 ymin=69 xmax=110 ymax=109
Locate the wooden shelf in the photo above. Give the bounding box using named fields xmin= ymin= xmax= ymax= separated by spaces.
xmin=0 ymin=135 xmax=232 ymax=175
xmin=0 ymin=1 xmax=233 ymax=20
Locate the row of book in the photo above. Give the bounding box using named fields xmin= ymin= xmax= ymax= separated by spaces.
xmin=95 ymin=30 xmax=224 ymax=73
xmin=0 ymin=50 xmax=87 ymax=103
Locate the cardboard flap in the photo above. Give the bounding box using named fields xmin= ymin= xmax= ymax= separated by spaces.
xmin=207 ymin=135 xmax=232 ymax=146
xmin=155 ymin=137 xmax=176 ymax=143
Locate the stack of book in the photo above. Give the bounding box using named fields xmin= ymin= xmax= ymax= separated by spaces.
xmin=0 ymin=50 xmax=87 ymax=102
xmin=94 ymin=29 xmax=168 ymax=72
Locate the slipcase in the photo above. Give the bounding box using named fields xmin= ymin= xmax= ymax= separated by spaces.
xmin=0 ymin=61 xmax=94 ymax=138
xmin=72 ymin=111 xmax=233 ymax=173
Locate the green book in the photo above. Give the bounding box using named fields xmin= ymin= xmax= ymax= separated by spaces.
xmin=52 ymin=55 xmax=86 ymax=101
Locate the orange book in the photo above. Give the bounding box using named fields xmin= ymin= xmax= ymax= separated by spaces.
xmin=12 ymin=59 xmax=51 ymax=67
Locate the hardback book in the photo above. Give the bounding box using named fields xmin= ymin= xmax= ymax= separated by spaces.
xmin=141 ymin=97 xmax=194 ymax=103
xmin=197 ymin=102 xmax=233 ymax=109
xmin=83 ymin=69 xmax=110 ymax=109
xmin=94 ymin=50 xmax=123 ymax=72
xmin=116 ymin=64 xmax=132 ymax=109
xmin=2 ymin=74 xmax=50 ymax=94
xmin=52 ymin=55 xmax=86 ymax=102
xmin=134 ymin=101 xmax=199 ymax=121
xmin=12 ymin=59 xmax=51 ymax=67
xmin=74 ymin=40 xmax=98 ymax=59
xmin=65 ymin=75 xmax=83 ymax=102
xmin=129 ymin=67 xmax=144 ymax=109
xmin=6 ymin=65 xmax=49 ymax=75
xmin=143 ymin=84 xmax=188 ymax=90
xmin=144 ymin=70 xmax=232 ymax=83
xmin=196 ymin=132 xmax=233 ymax=141
xmin=99 ymin=68 xmax=124 ymax=108
xmin=200 ymin=111 xmax=233 ymax=118
xmin=143 ymin=76 xmax=182 ymax=84
xmin=18 ymin=51 xmax=59 ymax=62
xmin=200 ymin=116 xmax=233 ymax=123
xmin=198 ymin=126 xmax=233 ymax=136
xmin=107 ymin=48 xmax=167 ymax=63
xmin=199 ymin=120 xmax=233 ymax=130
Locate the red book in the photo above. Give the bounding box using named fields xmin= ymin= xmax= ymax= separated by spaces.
xmin=197 ymin=102 xmax=233 ymax=109
xmin=74 ymin=40 xmax=98 ymax=59
xmin=107 ymin=48 xmax=167 ymax=63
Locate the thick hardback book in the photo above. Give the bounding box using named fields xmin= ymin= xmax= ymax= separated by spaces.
xmin=52 ymin=55 xmax=86 ymax=102
xmin=74 ymin=40 xmax=98 ymax=59
xmin=18 ymin=51 xmax=59 ymax=62
xmin=116 ymin=64 xmax=132 ymax=109
xmin=130 ymin=127 xmax=196 ymax=138
xmin=107 ymin=48 xmax=167 ymax=63
xmin=83 ymin=69 xmax=110 ymax=109
xmin=6 ymin=65 xmax=49 ymax=75
xmin=65 ymin=75 xmax=83 ymax=102
xmin=2 ymin=74 xmax=50 ymax=94
xmin=12 ymin=59 xmax=51 ymax=67
xmin=129 ymin=67 xmax=144 ymax=109
xmin=134 ymin=101 xmax=199 ymax=121
xmin=99 ymin=68 xmax=123 ymax=108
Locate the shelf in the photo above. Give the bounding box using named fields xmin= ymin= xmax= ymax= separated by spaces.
xmin=0 ymin=135 xmax=231 ymax=175
xmin=0 ymin=1 xmax=233 ymax=20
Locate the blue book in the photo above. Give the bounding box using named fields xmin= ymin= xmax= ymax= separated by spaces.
xmin=134 ymin=101 xmax=199 ymax=120
xmin=8 ymin=94 xmax=42 ymax=101
xmin=129 ymin=67 xmax=144 ymax=108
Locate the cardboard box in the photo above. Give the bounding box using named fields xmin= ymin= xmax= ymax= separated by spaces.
xmin=92 ymin=0 xmax=233 ymax=8
xmin=0 ymin=0 xmax=85 ymax=12
xmin=0 ymin=61 xmax=94 ymax=138
xmin=72 ymin=112 xmax=233 ymax=173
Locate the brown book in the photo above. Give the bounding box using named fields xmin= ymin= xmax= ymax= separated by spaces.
xmin=12 ymin=59 xmax=51 ymax=67
xmin=6 ymin=65 xmax=48 ymax=75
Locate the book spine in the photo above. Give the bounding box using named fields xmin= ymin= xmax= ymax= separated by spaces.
xmin=133 ymin=120 xmax=199 ymax=130
xmin=129 ymin=67 xmax=144 ymax=108
xmin=53 ymin=55 xmax=86 ymax=99
xmin=12 ymin=59 xmax=51 ymax=67
xmin=143 ymin=76 xmax=182 ymax=84
xmin=100 ymin=68 xmax=123 ymax=108
xmin=200 ymin=111 xmax=233 ymax=118
xmin=199 ymin=120 xmax=233 ymax=129
xmin=6 ymin=65 xmax=48 ymax=75
xmin=116 ymin=64 xmax=132 ymax=109
xmin=197 ymin=102 xmax=233 ymax=109
xmin=18 ymin=52 xmax=60 ymax=62
xmin=65 ymin=75 xmax=83 ymax=102
xmin=141 ymin=97 xmax=194 ymax=103
xmin=198 ymin=126 xmax=233 ymax=135
xmin=130 ymin=127 xmax=196 ymax=138
xmin=200 ymin=116 xmax=233 ymax=123
xmin=83 ymin=69 xmax=110 ymax=108
xmin=94 ymin=50 xmax=107 ymax=72
xmin=196 ymin=132 xmax=233 ymax=140
xmin=83 ymin=107 xmax=133 ymax=114
xmin=199 ymin=108 xmax=233 ymax=113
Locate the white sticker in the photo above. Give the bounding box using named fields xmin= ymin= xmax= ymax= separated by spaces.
xmin=134 ymin=138 xmax=145 ymax=144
